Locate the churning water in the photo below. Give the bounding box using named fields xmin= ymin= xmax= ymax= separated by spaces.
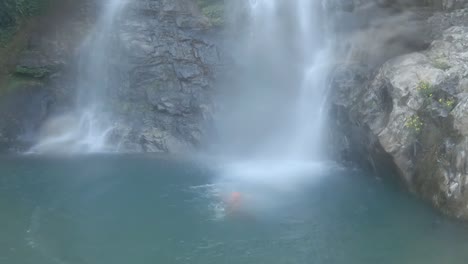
xmin=30 ymin=0 xmax=127 ymax=153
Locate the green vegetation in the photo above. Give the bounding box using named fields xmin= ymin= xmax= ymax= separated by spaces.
xmin=438 ymin=97 xmax=456 ymax=111
xmin=432 ymin=58 xmax=451 ymax=70
xmin=405 ymin=114 xmax=423 ymax=134
xmin=197 ymin=0 xmax=224 ymax=27
xmin=0 ymin=74 xmax=41 ymax=96
xmin=15 ymin=65 xmax=49 ymax=78
xmin=416 ymin=80 xmax=458 ymax=112
xmin=417 ymin=80 xmax=433 ymax=98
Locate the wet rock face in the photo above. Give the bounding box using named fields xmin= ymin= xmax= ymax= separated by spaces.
xmin=108 ymin=0 xmax=222 ymax=153
xmin=0 ymin=0 xmax=222 ymax=153
xmin=331 ymin=8 xmax=468 ymax=219
xmin=329 ymin=0 xmax=434 ymax=68
xmin=440 ymin=0 xmax=468 ymax=10
xmin=0 ymin=0 xmax=92 ymax=152
xmin=0 ymin=82 xmax=52 ymax=151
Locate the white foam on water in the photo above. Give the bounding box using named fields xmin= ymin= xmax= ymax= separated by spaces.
xmin=190 ymin=184 xmax=227 ymax=221
xmin=219 ymin=160 xmax=327 ymax=185
xmin=195 ymin=159 xmax=340 ymax=221
xmin=28 ymin=111 xmax=116 ymax=154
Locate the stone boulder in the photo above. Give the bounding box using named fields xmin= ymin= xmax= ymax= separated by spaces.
xmin=332 ymin=24 xmax=468 ymax=219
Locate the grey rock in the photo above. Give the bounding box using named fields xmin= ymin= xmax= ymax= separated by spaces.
xmin=452 ymin=96 xmax=468 ymax=135
xmin=105 ymin=0 xmax=221 ymax=153
xmin=332 ymin=24 xmax=468 ymax=219
xmin=428 ymin=8 xmax=468 ymax=38
xmin=441 ymin=0 xmax=468 ymax=10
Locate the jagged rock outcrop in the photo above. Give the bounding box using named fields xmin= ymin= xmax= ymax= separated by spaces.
xmin=332 ymin=8 xmax=468 ymax=219
xmin=106 ymin=0 xmax=222 ymax=152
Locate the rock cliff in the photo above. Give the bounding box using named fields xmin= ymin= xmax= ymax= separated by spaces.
xmin=0 ymin=0 xmax=91 ymax=151
xmin=108 ymin=0 xmax=223 ymax=153
xmin=0 ymin=0 xmax=223 ymax=153
xmin=331 ymin=4 xmax=468 ymax=219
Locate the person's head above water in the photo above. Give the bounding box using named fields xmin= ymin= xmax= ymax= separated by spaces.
xmin=226 ymin=191 xmax=243 ymax=211
xmin=230 ymin=192 xmax=242 ymax=202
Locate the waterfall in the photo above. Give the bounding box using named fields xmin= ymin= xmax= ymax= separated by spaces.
xmin=29 ymin=0 xmax=127 ymax=154
xmin=212 ymin=0 xmax=335 ymax=193
xmin=215 ymin=0 xmax=333 ymax=161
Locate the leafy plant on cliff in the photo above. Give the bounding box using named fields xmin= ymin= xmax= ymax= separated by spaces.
xmin=405 ymin=114 xmax=423 ymax=134
xmin=417 ymin=80 xmax=433 ymax=98
xmin=438 ymin=97 xmax=456 ymax=111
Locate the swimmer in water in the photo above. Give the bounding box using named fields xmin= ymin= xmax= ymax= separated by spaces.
xmin=226 ymin=191 xmax=243 ymax=213
xmin=224 ymin=191 xmax=255 ymax=220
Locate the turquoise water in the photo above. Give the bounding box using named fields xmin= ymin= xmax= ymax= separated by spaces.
xmin=2 ymin=155 xmax=468 ymax=264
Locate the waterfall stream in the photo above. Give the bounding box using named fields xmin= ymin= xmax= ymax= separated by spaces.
xmin=30 ymin=0 xmax=334 ymax=158
xmin=29 ymin=0 xmax=127 ymax=153
xmin=212 ymin=0 xmax=336 ymax=193
xmin=216 ymin=0 xmax=333 ymax=160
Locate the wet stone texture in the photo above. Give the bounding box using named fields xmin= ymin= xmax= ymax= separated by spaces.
xmin=331 ymin=7 xmax=468 ymax=219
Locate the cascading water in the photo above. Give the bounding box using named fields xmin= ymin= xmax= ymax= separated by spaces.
xmin=29 ymin=0 xmax=127 ymax=153
xmin=288 ymin=0 xmax=333 ymax=160
xmin=213 ymin=0 xmax=336 ymax=197
xmin=216 ymin=0 xmax=333 ymax=160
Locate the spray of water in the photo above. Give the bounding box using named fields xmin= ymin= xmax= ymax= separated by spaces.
xmin=216 ymin=0 xmax=333 ymax=158
xmin=211 ymin=0 xmax=336 ymax=215
xmin=29 ymin=0 xmax=127 ymax=154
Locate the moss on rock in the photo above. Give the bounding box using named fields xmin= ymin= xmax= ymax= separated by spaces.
xmin=196 ymin=0 xmax=224 ymax=27
xmin=15 ymin=65 xmax=49 ymax=78
xmin=0 ymin=74 xmax=42 ymax=96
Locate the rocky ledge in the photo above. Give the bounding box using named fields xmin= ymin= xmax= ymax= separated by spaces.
xmin=332 ymin=6 xmax=468 ymax=219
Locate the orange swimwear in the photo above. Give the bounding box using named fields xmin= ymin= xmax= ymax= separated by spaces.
xmin=231 ymin=192 xmax=242 ymax=202
xmin=227 ymin=192 xmax=242 ymax=212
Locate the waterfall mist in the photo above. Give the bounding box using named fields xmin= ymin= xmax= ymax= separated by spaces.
xmin=215 ymin=0 xmax=333 ymax=160
xmin=29 ymin=0 xmax=127 ymax=154
xmin=209 ymin=0 xmax=338 ymax=212
xmin=208 ymin=0 xmax=433 ymax=217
